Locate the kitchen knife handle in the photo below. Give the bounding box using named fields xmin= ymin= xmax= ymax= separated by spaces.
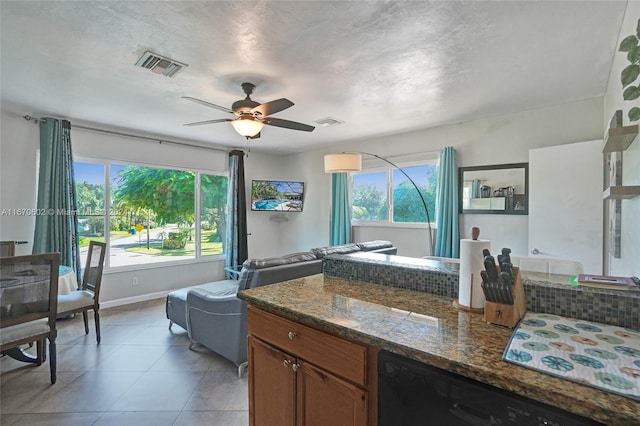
xmin=484 ymin=256 xmax=499 ymax=282
xmin=480 ymin=282 xmax=490 ymax=301
xmin=501 ymin=271 xmax=512 ymax=287
xmin=501 ymin=247 xmax=511 ymax=264
xmin=501 ymin=263 xmax=513 ymax=284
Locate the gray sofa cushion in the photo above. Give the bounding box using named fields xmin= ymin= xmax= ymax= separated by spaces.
xmin=186 ymin=289 xmax=247 ymax=366
xmin=243 ymin=251 xmax=317 ymax=269
xmin=356 ymin=240 xmax=394 ymax=251
xmin=239 ymin=258 xmax=323 ymax=291
xmin=166 ymin=279 xmax=239 ymax=331
xmin=311 ymin=243 xmax=361 ymax=259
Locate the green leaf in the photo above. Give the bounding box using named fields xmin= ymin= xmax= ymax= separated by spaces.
xmin=629 ymin=46 xmax=640 ymax=64
xmin=623 ymin=85 xmax=640 ymax=100
xmin=629 ymin=107 xmax=640 ymax=122
xmin=619 ymin=35 xmax=638 ymax=52
xmin=621 ymin=64 xmax=640 ymax=87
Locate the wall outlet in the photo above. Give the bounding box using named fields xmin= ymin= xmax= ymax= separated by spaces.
xmin=132 ymin=277 xmax=139 ymax=286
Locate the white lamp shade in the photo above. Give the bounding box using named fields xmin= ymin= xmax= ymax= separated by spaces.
xmin=324 ymin=153 xmax=362 ymax=173
xmin=231 ymin=118 xmax=265 ymax=137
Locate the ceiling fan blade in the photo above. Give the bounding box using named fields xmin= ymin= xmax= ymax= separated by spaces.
xmin=263 ymin=117 xmax=315 ymax=132
xmin=183 ymin=118 xmax=231 ymax=126
xmin=252 ymin=98 xmax=294 ymax=117
xmin=182 ymin=96 xmax=234 ymax=114
xmin=249 ymin=132 xmax=261 ymax=140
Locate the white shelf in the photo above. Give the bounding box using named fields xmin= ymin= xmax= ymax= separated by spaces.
xmin=602 ymin=125 xmax=638 ymax=153
xmin=468 ymin=197 xmax=506 ymax=210
xmin=603 ymin=186 xmax=640 ymax=200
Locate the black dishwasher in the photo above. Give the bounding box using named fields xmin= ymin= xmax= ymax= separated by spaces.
xmin=378 ymin=350 xmax=604 ymax=426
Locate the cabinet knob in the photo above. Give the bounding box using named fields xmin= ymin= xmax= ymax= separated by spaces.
xmin=291 ymin=363 xmax=300 ymax=372
xmin=283 ymin=359 xmax=292 ymax=368
xmin=288 ymin=331 xmax=297 ymax=340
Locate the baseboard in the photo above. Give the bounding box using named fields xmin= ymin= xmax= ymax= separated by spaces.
xmin=101 ymin=290 xmax=170 ymax=310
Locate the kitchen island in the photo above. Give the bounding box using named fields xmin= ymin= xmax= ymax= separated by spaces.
xmin=239 ymin=272 xmax=639 ymax=425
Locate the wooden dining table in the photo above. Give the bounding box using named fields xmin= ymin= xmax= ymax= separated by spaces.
xmin=1 ymin=265 xmax=78 ymax=364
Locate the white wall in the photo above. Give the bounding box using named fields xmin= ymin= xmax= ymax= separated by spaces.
xmin=0 ymin=110 xmax=40 ymax=250
xmin=603 ymin=1 xmax=640 ymax=277
xmin=273 ymin=150 xmax=333 ymax=254
xmin=296 ymin=97 xmax=604 ymax=258
xmin=243 ymin=151 xmax=319 ymax=258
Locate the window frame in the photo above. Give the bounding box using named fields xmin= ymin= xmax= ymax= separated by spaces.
xmin=350 ymin=158 xmax=438 ymax=229
xmin=74 ymin=156 xmax=228 ymax=273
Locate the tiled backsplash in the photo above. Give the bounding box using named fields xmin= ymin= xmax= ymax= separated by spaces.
xmin=323 ymin=252 xmax=459 ymax=298
xmin=323 ymin=252 xmax=640 ymax=330
xmin=523 ymin=276 xmax=639 ymax=330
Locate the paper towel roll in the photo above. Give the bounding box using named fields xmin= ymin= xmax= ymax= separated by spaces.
xmin=458 ymin=238 xmax=491 ymax=309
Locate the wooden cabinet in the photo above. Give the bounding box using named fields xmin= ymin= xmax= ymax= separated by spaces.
xmin=248 ymin=336 xmax=296 ymax=426
xmin=248 ymin=306 xmax=370 ymax=426
xmin=296 ymin=360 xmax=367 ymax=426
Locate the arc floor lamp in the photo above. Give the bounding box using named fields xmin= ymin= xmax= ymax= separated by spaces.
xmin=324 ymin=152 xmax=434 ymax=255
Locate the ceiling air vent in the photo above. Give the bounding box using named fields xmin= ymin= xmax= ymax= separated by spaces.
xmin=135 ymin=51 xmax=187 ymax=78
xmin=314 ymin=117 xmax=344 ymax=127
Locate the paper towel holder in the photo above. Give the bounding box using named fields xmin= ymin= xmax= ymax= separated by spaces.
xmin=453 ymin=297 xmax=485 ymax=313
xmin=453 ymin=226 xmax=486 ymax=313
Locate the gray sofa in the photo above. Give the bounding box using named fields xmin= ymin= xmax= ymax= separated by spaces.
xmin=165 ymin=240 xmax=396 ymax=374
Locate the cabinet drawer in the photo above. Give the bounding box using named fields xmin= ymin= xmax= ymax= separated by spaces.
xmin=248 ymin=306 xmax=367 ymax=386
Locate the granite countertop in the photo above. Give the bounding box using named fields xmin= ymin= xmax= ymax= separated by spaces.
xmin=238 ymin=274 xmax=639 ymax=426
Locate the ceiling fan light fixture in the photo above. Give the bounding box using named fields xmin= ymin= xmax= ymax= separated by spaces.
xmin=231 ymin=117 xmax=264 ymax=137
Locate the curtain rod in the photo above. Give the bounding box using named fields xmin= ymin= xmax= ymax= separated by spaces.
xmin=23 ymin=115 xmax=230 ymax=154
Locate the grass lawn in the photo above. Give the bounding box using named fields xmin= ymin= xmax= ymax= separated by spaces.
xmin=125 ymin=230 xmax=223 ymax=256
xmin=81 ymin=229 xmax=223 ymax=256
xmin=79 ymin=236 xmax=104 ymax=247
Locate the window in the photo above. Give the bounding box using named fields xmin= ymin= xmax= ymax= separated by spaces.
xmin=352 ymin=171 xmax=388 ymax=221
xmin=200 ymin=174 xmax=228 ymax=256
xmin=75 ymin=160 xmax=227 ymax=269
xmin=351 ymin=162 xmax=437 ymax=224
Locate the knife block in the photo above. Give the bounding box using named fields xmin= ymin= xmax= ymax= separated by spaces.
xmin=484 ymin=266 xmax=527 ymax=328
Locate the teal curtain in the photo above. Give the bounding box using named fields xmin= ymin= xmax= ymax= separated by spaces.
xmin=225 ymin=150 xmax=248 ymax=276
xmin=434 ymin=147 xmax=459 ymax=258
xmin=330 ymin=173 xmax=351 ymax=245
xmin=33 ymin=118 xmax=81 ymax=284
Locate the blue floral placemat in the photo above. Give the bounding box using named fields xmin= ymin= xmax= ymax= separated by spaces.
xmin=503 ymin=312 xmax=640 ymax=401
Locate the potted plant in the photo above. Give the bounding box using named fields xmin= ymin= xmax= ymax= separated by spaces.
xmin=618 ymin=18 xmax=640 ymax=123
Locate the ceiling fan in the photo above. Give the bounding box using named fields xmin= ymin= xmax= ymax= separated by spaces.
xmin=182 ymin=82 xmax=315 ymax=139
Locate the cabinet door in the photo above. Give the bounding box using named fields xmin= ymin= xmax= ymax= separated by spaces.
xmin=296 ymin=360 xmax=367 ymax=426
xmin=529 ymin=139 xmax=603 ymax=274
xmin=249 ymin=336 xmax=296 ymax=426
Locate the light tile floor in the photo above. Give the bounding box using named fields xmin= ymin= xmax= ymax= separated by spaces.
xmin=0 ymin=298 xmax=248 ymax=426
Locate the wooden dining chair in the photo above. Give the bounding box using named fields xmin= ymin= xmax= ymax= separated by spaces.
xmin=57 ymin=241 xmax=106 ymax=343
xmin=0 ymin=252 xmax=60 ymax=384
xmin=0 ymin=241 xmax=16 ymax=257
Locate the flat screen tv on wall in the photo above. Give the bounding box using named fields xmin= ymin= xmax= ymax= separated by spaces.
xmin=251 ymin=180 xmax=305 ymax=212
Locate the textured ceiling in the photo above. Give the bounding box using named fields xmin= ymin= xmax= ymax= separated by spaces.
xmin=0 ymin=1 xmax=628 ymax=154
